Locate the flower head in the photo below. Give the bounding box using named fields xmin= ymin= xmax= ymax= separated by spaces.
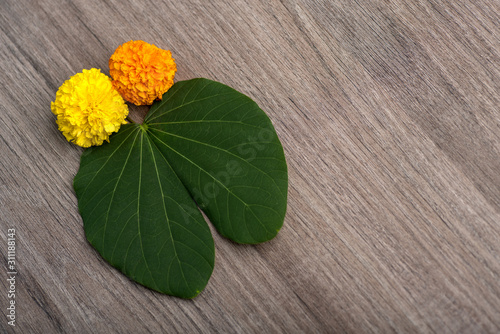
xmin=109 ymin=40 xmax=177 ymax=105
xmin=51 ymin=68 xmax=129 ymax=148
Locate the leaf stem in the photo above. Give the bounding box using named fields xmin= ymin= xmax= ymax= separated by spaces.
xmin=126 ymin=116 xmax=135 ymax=124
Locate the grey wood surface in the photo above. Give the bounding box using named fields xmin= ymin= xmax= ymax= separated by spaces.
xmin=1 ymin=0 xmax=499 ymax=332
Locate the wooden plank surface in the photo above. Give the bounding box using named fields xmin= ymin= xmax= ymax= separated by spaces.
xmin=1 ymin=0 xmax=499 ymax=332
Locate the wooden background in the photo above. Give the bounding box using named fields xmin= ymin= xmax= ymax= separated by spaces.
xmin=1 ymin=0 xmax=499 ymax=332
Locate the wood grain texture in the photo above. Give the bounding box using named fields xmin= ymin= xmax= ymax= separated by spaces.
xmin=1 ymin=0 xmax=499 ymax=332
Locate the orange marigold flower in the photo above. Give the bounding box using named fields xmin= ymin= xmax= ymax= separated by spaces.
xmin=109 ymin=40 xmax=177 ymax=106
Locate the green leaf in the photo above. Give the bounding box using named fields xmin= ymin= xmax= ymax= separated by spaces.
xmin=74 ymin=78 xmax=288 ymax=298
xmin=74 ymin=124 xmax=215 ymax=298
xmin=145 ymin=78 xmax=288 ymax=243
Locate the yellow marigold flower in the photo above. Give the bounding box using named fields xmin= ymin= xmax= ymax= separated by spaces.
xmin=51 ymin=68 xmax=129 ymax=148
xmin=109 ymin=40 xmax=177 ymax=106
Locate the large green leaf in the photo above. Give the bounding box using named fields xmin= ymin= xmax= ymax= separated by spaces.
xmin=74 ymin=78 xmax=287 ymax=298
